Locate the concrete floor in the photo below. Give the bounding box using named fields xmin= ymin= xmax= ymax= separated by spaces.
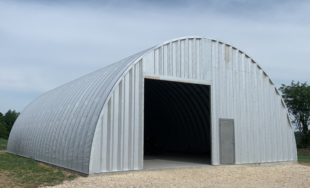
xmin=143 ymin=152 xmax=212 ymax=170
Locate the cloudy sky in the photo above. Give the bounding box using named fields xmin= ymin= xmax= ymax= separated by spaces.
xmin=0 ymin=0 xmax=309 ymax=114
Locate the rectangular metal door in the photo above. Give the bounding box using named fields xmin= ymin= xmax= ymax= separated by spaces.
xmin=219 ymin=119 xmax=235 ymax=164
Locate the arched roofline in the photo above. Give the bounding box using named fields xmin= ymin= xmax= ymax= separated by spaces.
xmin=101 ymin=36 xmax=292 ymax=128
xmin=90 ymin=36 xmax=296 ymax=173
xmin=7 ymin=36 xmax=295 ymax=175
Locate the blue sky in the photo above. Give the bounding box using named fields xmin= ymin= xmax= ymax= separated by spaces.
xmin=0 ymin=0 xmax=309 ymax=114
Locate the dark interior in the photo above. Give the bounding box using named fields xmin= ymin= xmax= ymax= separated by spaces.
xmin=144 ymin=79 xmax=211 ymax=164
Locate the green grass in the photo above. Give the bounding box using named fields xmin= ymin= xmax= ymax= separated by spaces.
xmin=0 ymin=139 xmax=77 ymax=187
xmin=0 ymin=139 xmax=7 ymax=150
xmin=298 ymin=152 xmax=310 ymax=164
xmin=0 ymin=152 xmax=77 ymax=188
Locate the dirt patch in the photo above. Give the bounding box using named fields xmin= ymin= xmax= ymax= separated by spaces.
xmin=299 ymin=163 xmax=310 ymax=166
xmin=0 ymin=171 xmax=23 ymax=188
xmin=49 ymin=164 xmax=310 ymax=188
xmin=0 ymin=150 xmax=7 ymax=154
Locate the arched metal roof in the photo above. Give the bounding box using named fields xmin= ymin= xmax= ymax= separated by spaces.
xmin=7 ymin=36 xmax=295 ymax=174
xmin=7 ymin=49 xmax=151 ymax=173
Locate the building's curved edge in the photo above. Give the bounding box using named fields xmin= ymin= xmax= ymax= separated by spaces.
xmin=88 ymin=48 xmax=155 ymax=172
xmin=7 ymin=48 xmax=153 ymax=174
xmin=89 ymin=36 xmax=296 ymax=173
xmin=133 ymin=36 xmax=292 ymax=126
xmin=157 ymin=36 xmax=292 ymax=126
xmin=89 ymin=47 xmax=156 ymax=173
xmin=8 ymin=36 xmax=296 ymax=175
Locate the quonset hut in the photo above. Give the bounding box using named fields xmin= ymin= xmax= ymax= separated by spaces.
xmin=8 ymin=37 xmax=297 ymax=175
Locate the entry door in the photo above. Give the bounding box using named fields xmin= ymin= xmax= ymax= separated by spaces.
xmin=219 ymin=119 xmax=235 ymax=164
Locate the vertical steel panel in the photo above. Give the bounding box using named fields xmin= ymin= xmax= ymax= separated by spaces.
xmin=101 ymin=105 xmax=108 ymax=171
xmin=163 ymin=45 xmax=168 ymax=76
xmin=196 ymin=39 xmax=201 ymax=80
xmin=184 ymin=39 xmax=188 ymax=79
xmin=180 ymin=40 xmax=185 ymax=78
xmin=139 ymin=61 xmax=144 ymax=169
xmin=154 ymin=48 xmax=159 ymax=75
xmin=209 ymin=38 xmax=296 ymax=166
xmin=143 ymin=51 xmax=154 ymax=75
xmin=122 ymin=74 xmax=129 ymax=170
xmin=212 ymin=41 xmax=220 ymax=165
xmin=90 ymin=60 xmax=143 ymax=173
xmin=188 ymin=39 xmax=193 ymax=79
xmin=204 ymin=39 xmax=212 ymax=81
xmin=112 ymin=86 xmax=119 ymax=170
xmin=172 ymin=41 xmax=177 ymax=77
xmin=128 ymin=68 xmax=134 ymax=170
xmin=108 ymin=95 xmax=113 ymax=171
xmin=133 ymin=63 xmax=139 ymax=169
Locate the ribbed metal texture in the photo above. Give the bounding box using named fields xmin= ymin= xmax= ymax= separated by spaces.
xmin=143 ymin=37 xmax=212 ymax=82
xmin=8 ymin=36 xmax=297 ymax=175
xmin=210 ymin=40 xmax=297 ymax=164
xmin=89 ymin=60 xmax=144 ymax=173
xmin=7 ymin=50 xmax=149 ymax=174
xmin=143 ymin=37 xmax=297 ymax=165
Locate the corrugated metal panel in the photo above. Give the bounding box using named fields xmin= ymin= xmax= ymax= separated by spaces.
xmin=8 ymin=36 xmax=297 ymax=175
xmin=209 ymin=39 xmax=297 ymax=165
xmin=90 ymin=60 xmax=144 ymax=173
xmin=90 ymin=76 xmax=211 ymax=174
xmin=144 ymin=37 xmax=211 ymax=83
xmin=7 ymin=49 xmax=150 ymax=174
xmin=90 ymin=36 xmax=296 ymax=173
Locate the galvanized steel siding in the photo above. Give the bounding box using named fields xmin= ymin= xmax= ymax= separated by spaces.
xmin=144 ymin=37 xmax=212 ymax=83
xmin=8 ymin=36 xmax=297 ymax=175
xmin=210 ymin=41 xmax=297 ymax=165
xmin=144 ymin=37 xmax=296 ymax=165
xmin=90 ymin=60 xmax=144 ymax=173
xmin=7 ymin=50 xmax=148 ymax=174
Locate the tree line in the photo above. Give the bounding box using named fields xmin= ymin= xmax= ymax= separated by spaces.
xmin=279 ymin=81 xmax=310 ymax=148
xmin=0 ymin=110 xmax=20 ymax=139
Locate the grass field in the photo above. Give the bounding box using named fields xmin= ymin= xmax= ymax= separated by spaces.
xmin=0 ymin=139 xmax=7 ymax=150
xmin=0 ymin=139 xmax=77 ymax=188
xmin=298 ymin=152 xmax=310 ymax=164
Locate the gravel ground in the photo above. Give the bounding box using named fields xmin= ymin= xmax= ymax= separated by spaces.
xmin=49 ymin=164 xmax=310 ymax=188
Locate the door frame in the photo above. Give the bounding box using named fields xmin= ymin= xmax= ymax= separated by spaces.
xmin=143 ymin=77 xmax=212 ymax=166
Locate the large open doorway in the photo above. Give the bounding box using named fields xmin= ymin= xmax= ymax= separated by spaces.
xmin=143 ymin=79 xmax=211 ymax=170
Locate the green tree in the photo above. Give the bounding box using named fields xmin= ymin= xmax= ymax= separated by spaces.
xmin=0 ymin=112 xmax=8 ymax=139
xmin=4 ymin=110 xmax=20 ymax=138
xmin=0 ymin=112 xmax=4 ymax=123
xmin=0 ymin=112 xmax=4 ymax=124
xmin=0 ymin=122 xmax=8 ymax=139
xmin=279 ymin=81 xmax=310 ymax=147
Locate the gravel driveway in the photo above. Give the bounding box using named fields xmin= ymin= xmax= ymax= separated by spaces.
xmin=50 ymin=164 xmax=310 ymax=188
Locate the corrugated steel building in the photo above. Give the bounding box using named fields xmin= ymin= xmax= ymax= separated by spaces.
xmin=7 ymin=36 xmax=297 ymax=175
